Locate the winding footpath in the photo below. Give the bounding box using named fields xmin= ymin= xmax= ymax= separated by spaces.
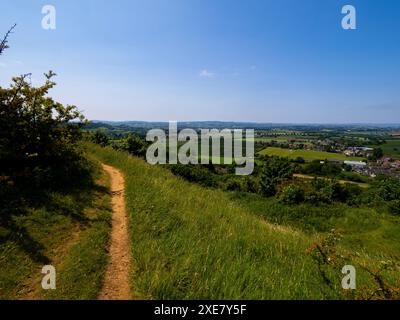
xmin=98 ymin=164 xmax=132 ymax=300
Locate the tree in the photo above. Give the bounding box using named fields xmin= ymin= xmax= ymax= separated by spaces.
xmin=91 ymin=129 xmax=109 ymax=147
xmin=260 ymin=157 xmax=293 ymax=196
xmin=1 ymin=25 xmax=90 ymax=194
xmin=370 ymin=147 xmax=384 ymax=161
xmin=0 ymin=71 xmax=87 ymax=186
xmin=293 ymin=156 xmax=305 ymax=164
xmin=0 ymin=24 xmax=16 ymax=55
xmin=373 ymin=177 xmax=400 ymax=202
xmin=243 ymin=176 xmax=261 ymax=194
xmin=126 ymin=133 xmax=147 ymax=156
xmin=369 ymin=177 xmax=400 ymax=215
xmin=279 ymin=185 xmax=304 ymax=205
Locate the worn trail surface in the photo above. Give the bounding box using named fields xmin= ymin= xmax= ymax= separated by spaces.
xmin=98 ymin=164 xmax=132 ymax=300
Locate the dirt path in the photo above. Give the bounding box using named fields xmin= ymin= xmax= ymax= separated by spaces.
xmin=98 ymin=164 xmax=132 ymax=300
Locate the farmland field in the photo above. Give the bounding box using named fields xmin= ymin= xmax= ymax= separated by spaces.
xmin=255 ymin=136 xmax=312 ymax=142
xmin=377 ymin=139 xmax=400 ymax=159
xmin=258 ymin=147 xmax=364 ymax=161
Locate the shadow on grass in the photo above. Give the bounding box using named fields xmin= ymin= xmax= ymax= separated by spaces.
xmin=0 ymin=173 xmax=109 ymax=264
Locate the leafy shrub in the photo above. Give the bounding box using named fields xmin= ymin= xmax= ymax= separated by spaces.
xmin=109 ymin=139 xmax=128 ymax=151
xmin=373 ymin=177 xmax=400 ymax=202
xmin=170 ymin=164 xmax=218 ymax=188
xmin=125 ymin=133 xmax=147 ymax=156
xmin=279 ymin=185 xmax=305 ymax=205
xmin=388 ymin=200 xmax=400 ymax=215
xmin=304 ymin=179 xmax=362 ymax=205
xmin=307 ymin=229 xmax=400 ymax=300
xmin=225 ymin=179 xmax=243 ymax=192
xmin=293 ymin=156 xmax=305 ymax=164
xmin=368 ymin=147 xmax=384 ymax=161
xmin=108 ymin=134 xmax=148 ymax=157
xmin=0 ymin=72 xmax=88 ymax=188
xmin=364 ymin=177 xmax=400 ymax=214
xmin=304 ymin=160 xmax=342 ymax=177
xmin=90 ymin=129 xmax=109 ymax=147
xmin=340 ymin=183 xmax=363 ymax=205
xmin=260 ymin=157 xmax=293 ymax=196
xmin=243 ymin=176 xmax=261 ymax=194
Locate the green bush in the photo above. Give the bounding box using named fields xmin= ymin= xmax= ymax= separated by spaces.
xmin=279 ymin=185 xmax=305 ymax=205
xmin=304 ymin=179 xmax=360 ymax=205
xmin=170 ymin=164 xmax=218 ymax=188
xmin=126 ymin=133 xmax=147 ymax=156
xmin=340 ymin=183 xmax=363 ymax=205
xmin=0 ymin=72 xmax=88 ymax=189
xmin=109 ymin=134 xmax=147 ymax=157
xmin=225 ymin=179 xmax=243 ymax=192
xmin=303 ymin=160 xmax=342 ymax=177
xmin=388 ymin=200 xmax=400 ymax=215
xmin=293 ymin=157 xmax=305 ymax=164
xmin=90 ymin=129 xmax=109 ymax=147
xmin=373 ymin=177 xmax=400 ymax=202
xmin=260 ymin=157 xmax=293 ymax=196
xmin=243 ymin=176 xmax=261 ymax=194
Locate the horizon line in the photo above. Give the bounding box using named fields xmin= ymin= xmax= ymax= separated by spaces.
xmin=90 ymin=120 xmax=400 ymax=126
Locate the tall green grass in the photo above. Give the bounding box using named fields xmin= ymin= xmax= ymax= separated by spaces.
xmin=229 ymin=192 xmax=400 ymax=265
xmin=88 ymin=143 xmax=350 ymax=299
xmin=44 ymin=161 xmax=112 ymax=300
xmin=0 ymin=159 xmax=112 ymax=300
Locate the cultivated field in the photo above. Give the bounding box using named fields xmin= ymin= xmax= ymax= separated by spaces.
xmin=258 ymin=147 xmax=364 ymax=162
xmin=376 ymin=139 xmax=400 ymax=159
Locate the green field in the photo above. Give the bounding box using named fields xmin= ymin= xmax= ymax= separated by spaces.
xmin=258 ymin=147 xmax=364 ymax=161
xmin=87 ymin=143 xmax=400 ymax=299
xmin=376 ymin=139 xmax=400 ymax=159
xmin=238 ymin=135 xmax=316 ymax=143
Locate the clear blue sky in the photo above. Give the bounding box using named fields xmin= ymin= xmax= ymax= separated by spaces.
xmin=1 ymin=0 xmax=399 ymax=123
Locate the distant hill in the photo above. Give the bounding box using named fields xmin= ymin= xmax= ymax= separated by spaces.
xmin=89 ymin=120 xmax=400 ymax=131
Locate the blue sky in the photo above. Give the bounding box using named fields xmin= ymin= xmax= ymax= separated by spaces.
xmin=1 ymin=0 xmax=399 ymax=123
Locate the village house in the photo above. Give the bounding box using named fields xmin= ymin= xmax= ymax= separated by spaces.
xmin=391 ymin=160 xmax=400 ymax=169
xmin=343 ymin=147 xmax=374 ymax=158
xmin=377 ymin=157 xmax=393 ymax=167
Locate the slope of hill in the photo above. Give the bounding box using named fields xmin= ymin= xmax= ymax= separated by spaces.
xmin=2 ymin=142 xmax=398 ymax=299
xmin=0 ymin=160 xmax=112 ymax=300
xmin=86 ymin=143 xmax=400 ymax=299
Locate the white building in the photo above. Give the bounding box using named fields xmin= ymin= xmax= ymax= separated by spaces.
xmin=344 ymin=160 xmax=367 ymax=168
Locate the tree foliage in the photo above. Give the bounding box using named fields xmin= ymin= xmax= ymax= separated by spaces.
xmin=90 ymin=129 xmax=110 ymax=147
xmin=0 ymin=71 xmax=87 ymax=186
xmin=107 ymin=133 xmax=148 ymax=157
xmin=0 ymin=24 xmax=16 ymax=56
xmin=260 ymin=157 xmax=293 ymax=196
xmin=279 ymin=185 xmax=305 ymax=205
xmin=369 ymin=147 xmax=384 ymax=161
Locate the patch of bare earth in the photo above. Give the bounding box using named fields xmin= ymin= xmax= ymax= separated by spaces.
xmin=98 ymin=164 xmax=132 ymax=300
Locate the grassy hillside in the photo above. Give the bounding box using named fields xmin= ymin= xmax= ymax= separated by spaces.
xmin=87 ymin=143 xmax=400 ymax=299
xmin=259 ymin=147 xmax=364 ymax=162
xmin=0 ymin=159 xmax=112 ymax=300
